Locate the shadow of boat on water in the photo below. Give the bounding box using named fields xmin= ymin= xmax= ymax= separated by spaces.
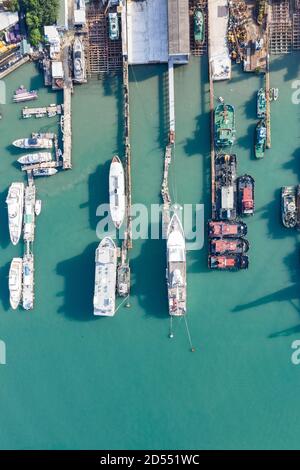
xmin=131 ymin=232 xmax=168 ymax=319
xmin=56 ymin=243 xmax=98 ymax=321
xmin=232 ymin=244 xmax=300 ymax=338
xmin=0 ymin=187 xmax=10 ymax=249
xmin=0 ymin=262 xmax=11 ymax=312
xmin=80 ymin=161 xmax=110 ymax=232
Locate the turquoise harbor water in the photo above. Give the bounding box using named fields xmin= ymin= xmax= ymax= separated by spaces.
xmin=1 ymin=55 xmax=300 ymax=449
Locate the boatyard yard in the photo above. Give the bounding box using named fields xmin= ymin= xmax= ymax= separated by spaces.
xmin=1 ymin=0 xmax=300 ymax=451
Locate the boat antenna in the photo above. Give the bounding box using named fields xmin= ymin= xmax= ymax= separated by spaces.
xmin=184 ymin=315 xmax=196 ymax=352
xmin=169 ymin=315 xmax=174 ymax=339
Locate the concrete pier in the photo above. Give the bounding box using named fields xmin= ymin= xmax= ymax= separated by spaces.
xmin=62 ymin=41 xmax=72 ymax=169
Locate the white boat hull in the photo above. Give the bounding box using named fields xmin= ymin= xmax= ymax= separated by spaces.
xmin=9 ymin=258 xmax=23 ymax=310
xmin=93 ymin=237 xmax=117 ymax=316
xmin=6 ymin=182 xmax=24 ymax=246
xmin=109 ymin=156 xmax=125 ymax=229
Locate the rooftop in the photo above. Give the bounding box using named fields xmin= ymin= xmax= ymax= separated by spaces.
xmin=0 ymin=10 xmax=18 ymax=32
xmin=167 ymin=0 xmax=190 ymax=59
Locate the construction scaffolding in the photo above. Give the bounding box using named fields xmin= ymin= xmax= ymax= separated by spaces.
xmin=189 ymin=0 xmax=208 ymax=55
xmin=86 ymin=3 xmax=122 ymax=77
xmin=269 ymin=0 xmax=292 ymax=54
xmin=293 ymin=10 xmax=300 ymax=49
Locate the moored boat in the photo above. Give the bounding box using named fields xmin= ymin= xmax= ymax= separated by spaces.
xmin=215 ymin=153 xmax=237 ymax=220
xmin=254 ymin=119 xmax=266 ymax=159
xmin=17 ymin=152 xmax=52 ymax=165
xmin=208 ymin=254 xmax=249 ymax=270
xmin=35 ymin=200 xmax=42 ymax=216
xmin=108 ymin=12 xmax=119 ymax=40
xmin=194 ymin=8 xmax=205 ymax=43
xmin=93 ymin=237 xmax=117 ymax=316
xmin=73 ymin=36 xmax=86 ymax=83
xmin=281 ymin=186 xmax=297 ymax=228
xmin=32 ymin=168 xmax=57 ymax=177
xmin=23 ymin=184 xmax=36 ymax=243
xmin=208 ymin=219 xmax=248 ymax=238
xmin=117 ymin=263 xmax=130 ymax=297
xmin=209 ymin=238 xmax=249 ymax=255
xmin=6 ymin=182 xmax=24 ymax=245
xmin=13 ymin=85 xmax=38 ymax=103
xmin=9 ymin=258 xmax=23 ymax=310
xmin=257 ymin=88 xmax=266 ymax=118
xmin=22 ymin=253 xmax=34 ymax=311
xmin=13 ymin=137 xmax=53 ymax=149
xmin=237 ymin=174 xmax=255 ymax=216
xmin=214 ymin=103 xmax=236 ymax=147
xmin=109 ymin=155 xmax=125 ymax=229
xmin=166 ymin=213 xmax=186 ymax=316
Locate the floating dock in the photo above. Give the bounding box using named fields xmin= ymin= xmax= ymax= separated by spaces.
xmin=22 ymin=104 xmax=62 ymax=119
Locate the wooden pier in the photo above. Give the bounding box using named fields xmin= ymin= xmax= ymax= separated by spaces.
xmin=22 ymin=104 xmax=62 ymax=119
xmin=123 ymin=57 xmax=132 ymax=250
xmin=62 ymin=39 xmax=72 ymax=170
xmin=208 ymin=13 xmax=215 ymax=217
xmin=189 ymin=0 xmax=208 ymax=56
xmin=161 ymin=145 xmax=172 ymax=237
xmin=21 ymin=161 xmax=60 ymax=172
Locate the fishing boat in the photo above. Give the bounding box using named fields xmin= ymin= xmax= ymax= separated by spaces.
xmin=215 ymin=153 xmax=237 ymax=220
xmin=17 ymin=152 xmax=52 ymax=165
xmin=35 ymin=200 xmax=42 ymax=216
xmin=214 ymin=103 xmax=236 ymax=147
xmin=6 ymin=182 xmax=24 ymax=245
xmin=209 ymin=238 xmax=249 ymax=255
xmin=73 ymin=36 xmax=86 ymax=83
xmin=9 ymin=258 xmax=23 ymax=310
xmin=22 ymin=253 xmax=34 ymax=310
xmin=23 ymin=184 xmax=36 ymax=243
xmin=93 ymin=237 xmax=117 ymax=316
xmin=32 ymin=168 xmax=57 ymax=177
xmin=281 ymin=186 xmax=297 ymax=228
xmin=209 ymin=254 xmax=249 ymax=270
xmin=208 ymin=220 xmax=248 ymax=238
xmin=166 ymin=213 xmax=186 ymax=316
xmin=194 ymin=8 xmax=205 ymax=44
xmin=109 ymin=155 xmax=125 ymax=229
xmin=254 ymin=119 xmax=266 ymax=159
xmin=13 ymin=85 xmax=38 ymax=103
xmin=237 ymin=175 xmax=255 ymax=216
xmin=13 ymin=137 xmax=53 ymax=149
xmin=117 ymin=263 xmax=130 ymax=297
xmin=109 ymin=12 xmax=119 ymax=40
xmin=257 ymin=88 xmax=266 ymax=118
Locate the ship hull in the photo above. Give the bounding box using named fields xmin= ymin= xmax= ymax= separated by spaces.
xmin=109 ymin=155 xmax=126 ymax=229
xmin=18 ymin=152 xmax=52 ymax=165
xmin=281 ymin=186 xmax=297 ymax=228
xmin=13 ymin=138 xmax=53 ymax=149
xmin=93 ymin=237 xmax=117 ymax=316
xmin=166 ymin=213 xmax=186 ymax=316
xmin=9 ymin=258 xmax=23 ymax=310
xmin=6 ymin=182 xmax=25 ymax=246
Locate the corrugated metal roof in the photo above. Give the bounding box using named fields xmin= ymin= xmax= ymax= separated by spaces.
xmin=0 ymin=11 xmax=18 ymax=32
xmin=167 ymin=0 xmax=189 ymax=55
